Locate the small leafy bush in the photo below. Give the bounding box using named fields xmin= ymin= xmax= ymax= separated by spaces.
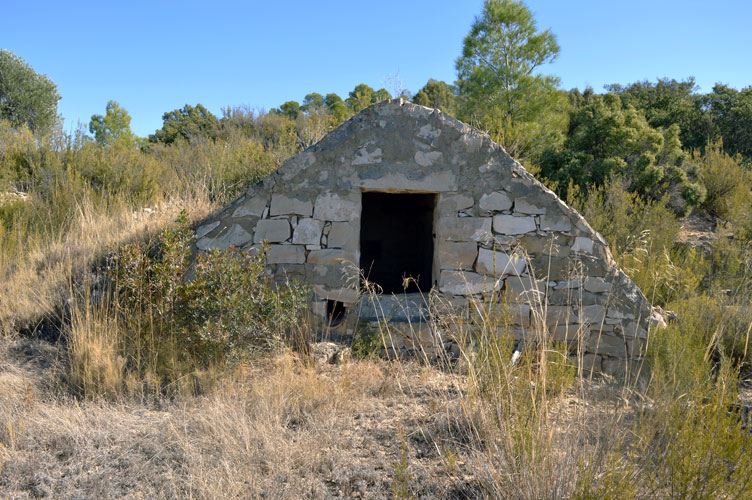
xmin=698 ymin=143 xmax=752 ymax=224
xmin=102 ymin=213 xmax=307 ymax=390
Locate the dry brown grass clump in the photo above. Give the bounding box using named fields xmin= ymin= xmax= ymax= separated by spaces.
xmin=0 ymin=194 xmax=214 ymax=337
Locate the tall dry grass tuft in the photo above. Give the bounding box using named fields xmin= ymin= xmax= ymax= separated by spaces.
xmin=66 ymin=288 xmax=125 ymax=399
xmin=0 ymin=193 xmax=214 ymax=337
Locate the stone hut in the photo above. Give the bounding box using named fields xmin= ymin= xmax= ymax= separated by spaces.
xmin=194 ymin=99 xmax=661 ymax=377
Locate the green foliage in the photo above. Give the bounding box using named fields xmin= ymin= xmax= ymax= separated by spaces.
xmin=325 ymin=93 xmax=350 ymax=122
xmin=149 ymin=103 xmax=220 ymax=144
xmin=698 ymin=143 xmax=752 ymax=223
xmin=345 ymin=83 xmax=391 ymax=113
xmin=543 ymin=91 xmax=703 ymax=213
xmin=704 ymin=84 xmax=752 ymax=163
xmin=346 ymin=83 xmax=375 ymax=112
xmin=278 ymin=100 xmax=300 ymax=121
xmin=412 ymin=79 xmax=458 ymax=115
xmin=351 ymin=324 xmax=383 ymax=359
xmin=372 ymin=88 xmax=391 ymax=103
xmin=392 ymin=430 xmax=412 ymax=500
xmin=301 ymin=93 xmax=324 ymax=113
xmin=573 ymin=178 xmax=704 ymax=305
xmin=607 ymin=77 xmax=707 ymax=151
xmin=89 ymin=100 xmax=138 ymax=147
xmin=108 ymin=216 xmax=308 ymax=371
xmin=0 ymin=50 xmax=60 ymax=134
xmin=456 ymin=0 xmax=567 ymax=161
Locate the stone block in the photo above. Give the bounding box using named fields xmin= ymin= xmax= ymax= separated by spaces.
xmin=355 ymin=168 xmax=458 ymax=191
xmin=475 ymin=248 xmax=526 ymax=277
xmin=313 ymin=192 xmax=360 ymax=221
xmin=606 ymin=308 xmax=635 ymax=320
xmin=479 ymin=191 xmax=512 ymax=212
xmin=233 ymin=195 xmax=267 ymax=218
xmin=548 ymin=289 xmax=606 ymax=306
xmin=530 ymin=256 xmax=577 ymax=281
xmin=266 ymin=244 xmax=305 ymax=264
xmin=549 ymin=324 xmax=586 ymax=346
xmin=414 ymin=150 xmax=443 ymax=166
xmin=540 ymin=306 xmax=576 ymax=328
xmin=312 ymin=284 xmax=359 ymax=304
xmin=438 ymin=193 xmax=474 ymax=213
xmin=437 ymin=217 xmax=492 ymax=242
xmin=622 ymin=321 xmax=648 ymax=339
xmin=519 ymin=234 xmax=570 ymax=257
xmin=195 ymin=221 xmax=220 ymax=239
xmin=327 ymin=222 xmax=357 ymax=248
xmin=439 ymin=270 xmax=498 ymax=295
xmin=270 ymin=194 xmax=313 ymax=216
xmin=438 ymin=241 xmax=478 ymax=270
xmin=540 ymin=214 xmax=572 ymax=232
xmin=307 ymin=249 xmax=349 ymax=266
xmin=602 ymin=358 xmax=644 ymax=379
xmin=588 ymin=332 xmax=626 ymax=357
xmin=514 ymin=199 xmax=546 ymax=215
xmin=554 ymin=279 xmax=582 ymax=289
xmin=292 ymin=218 xmax=323 ymax=245
xmin=310 ymin=265 xmax=350 ymax=288
xmin=505 ymin=275 xmax=547 ymax=304
xmin=197 ymin=224 xmax=252 ymax=250
xmin=493 ymin=215 xmax=537 ymax=235
xmin=578 ymin=305 xmax=607 ymax=324
xmin=253 ymin=219 xmax=290 ymax=243
xmin=572 ymin=237 xmax=594 ymax=253
xmin=500 ymin=303 xmax=531 ymax=326
xmin=273 ymin=264 xmax=305 ymax=279
xmin=573 ymin=353 xmax=602 ymax=374
xmin=583 ymin=277 xmax=611 ymax=293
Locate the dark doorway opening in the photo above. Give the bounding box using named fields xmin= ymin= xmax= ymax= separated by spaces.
xmin=360 ymin=192 xmax=436 ymax=294
xmin=326 ymin=300 xmax=346 ymax=327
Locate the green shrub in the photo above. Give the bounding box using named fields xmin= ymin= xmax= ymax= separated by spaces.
xmin=698 ymin=143 xmax=752 ymax=223
xmin=103 ymin=213 xmax=307 ymax=390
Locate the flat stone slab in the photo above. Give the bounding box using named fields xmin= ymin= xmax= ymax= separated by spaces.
xmin=292 ymin=218 xmax=323 ymax=245
xmin=493 ymin=215 xmax=537 ymax=235
xmin=313 ymin=192 xmax=359 ymax=221
xmin=475 ymin=248 xmax=526 ymax=277
xmin=438 ymin=241 xmax=478 ymax=270
xmin=253 ymin=219 xmax=290 ymax=243
xmin=266 ymin=244 xmax=305 ymax=264
xmin=439 ymin=270 xmax=499 ymax=295
xmin=438 ymin=217 xmax=492 ymax=242
xmin=307 ymin=249 xmax=349 ymax=266
xmin=358 ymin=293 xmax=430 ymax=323
xmin=197 ymin=224 xmax=252 ymax=250
xmin=479 ymin=191 xmax=512 ymax=212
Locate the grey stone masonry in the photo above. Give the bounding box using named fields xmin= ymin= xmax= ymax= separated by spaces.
xmin=194 ymin=99 xmax=662 ymax=380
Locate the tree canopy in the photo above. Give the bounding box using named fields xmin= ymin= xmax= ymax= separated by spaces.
xmin=0 ymin=49 xmax=60 ymax=134
xmin=412 ymin=79 xmax=458 ymax=116
xmin=89 ymin=100 xmax=137 ymax=147
xmin=149 ymin=104 xmax=219 ymax=144
xmin=540 ymin=90 xmax=705 ymax=214
xmin=455 ymin=0 xmax=567 ymax=161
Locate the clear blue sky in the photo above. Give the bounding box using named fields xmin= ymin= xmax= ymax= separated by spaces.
xmin=4 ymin=0 xmax=751 ymax=137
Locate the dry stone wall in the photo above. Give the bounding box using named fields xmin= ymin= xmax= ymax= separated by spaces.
xmin=194 ymin=99 xmax=662 ymax=378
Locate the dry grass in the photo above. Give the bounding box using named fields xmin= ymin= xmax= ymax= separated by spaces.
xmin=0 ymin=193 xmax=214 ymax=336
xmin=0 ymin=335 xmax=632 ymax=500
